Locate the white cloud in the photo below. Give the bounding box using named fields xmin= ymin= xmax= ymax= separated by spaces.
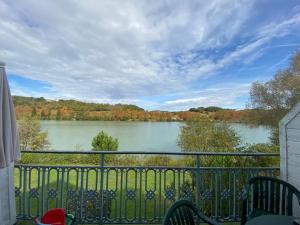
xmin=0 ymin=0 xmax=299 ymax=109
xmin=158 ymin=83 xmax=251 ymax=111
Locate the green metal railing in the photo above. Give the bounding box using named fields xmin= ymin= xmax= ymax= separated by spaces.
xmin=15 ymin=151 xmax=280 ymax=224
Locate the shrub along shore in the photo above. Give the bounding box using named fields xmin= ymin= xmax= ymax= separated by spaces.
xmin=19 ymin=146 xmax=279 ymax=168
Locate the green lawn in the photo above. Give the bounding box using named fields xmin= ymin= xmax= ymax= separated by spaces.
xmin=15 ymin=154 xmax=251 ymax=224
xmin=15 ymin=167 xmax=196 ymax=224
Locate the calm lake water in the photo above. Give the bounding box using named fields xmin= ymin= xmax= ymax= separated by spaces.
xmin=40 ymin=121 xmax=271 ymax=152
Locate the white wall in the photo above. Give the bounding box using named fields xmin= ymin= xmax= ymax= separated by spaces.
xmin=280 ymin=104 xmax=300 ymax=216
xmin=286 ymin=113 xmax=300 ymax=184
xmin=280 ymin=107 xmax=300 ymax=185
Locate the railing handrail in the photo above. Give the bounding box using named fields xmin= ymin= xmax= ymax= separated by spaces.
xmin=20 ymin=150 xmax=280 ymax=156
xmin=14 ymin=164 xmax=280 ymax=170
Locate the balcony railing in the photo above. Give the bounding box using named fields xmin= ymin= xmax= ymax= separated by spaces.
xmin=15 ymin=151 xmax=280 ymax=224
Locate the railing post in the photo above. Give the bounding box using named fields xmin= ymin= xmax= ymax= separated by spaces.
xmin=60 ymin=168 xmax=65 ymax=209
xmin=196 ymin=155 xmax=200 ymax=210
xmin=41 ymin=167 xmax=46 ymax=217
xmin=22 ymin=166 xmax=27 ymax=219
xmin=99 ymin=153 xmax=105 ymax=225
xmin=79 ymin=167 xmax=84 ymax=222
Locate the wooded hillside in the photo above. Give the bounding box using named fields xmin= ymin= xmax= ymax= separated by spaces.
xmin=13 ymin=95 xmax=258 ymax=122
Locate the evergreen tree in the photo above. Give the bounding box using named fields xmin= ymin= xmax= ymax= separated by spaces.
xmin=91 ymin=131 xmax=118 ymax=151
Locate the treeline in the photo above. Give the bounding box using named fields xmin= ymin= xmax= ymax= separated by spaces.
xmin=209 ymin=109 xmax=273 ymax=124
xmin=13 ymin=96 xmax=206 ymax=121
xmin=13 ymin=95 xmax=263 ymax=123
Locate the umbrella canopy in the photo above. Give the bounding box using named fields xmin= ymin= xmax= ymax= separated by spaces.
xmin=0 ymin=61 xmax=20 ymax=167
xmin=0 ymin=61 xmax=20 ymax=225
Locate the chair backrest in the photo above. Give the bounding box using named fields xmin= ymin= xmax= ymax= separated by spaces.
xmin=248 ymin=176 xmax=300 ymax=216
xmin=163 ymin=200 xmax=196 ymax=225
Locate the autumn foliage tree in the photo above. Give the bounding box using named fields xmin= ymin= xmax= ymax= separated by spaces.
xmin=249 ymin=51 xmax=300 ymax=145
xmin=18 ymin=116 xmax=49 ymax=151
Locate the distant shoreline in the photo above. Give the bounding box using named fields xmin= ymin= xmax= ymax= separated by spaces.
xmin=13 ymin=95 xmax=266 ymax=124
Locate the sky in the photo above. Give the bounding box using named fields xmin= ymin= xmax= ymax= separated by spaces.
xmin=1 ymin=0 xmax=300 ymax=111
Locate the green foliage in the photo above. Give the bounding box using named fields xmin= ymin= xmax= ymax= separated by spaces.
xmin=177 ymin=120 xmax=242 ymax=213
xmin=91 ymin=131 xmax=118 ymax=151
xmin=178 ymin=121 xmax=240 ymax=152
xmin=177 ymin=121 xmax=279 ymax=168
xmin=143 ymin=155 xmax=172 ymax=166
xmin=56 ymin=109 xmax=61 ymax=120
xmin=204 ymin=106 xmax=224 ymax=112
xmin=189 ymin=106 xmax=224 ymax=112
xmin=178 ymin=121 xmax=241 ymax=168
xmin=238 ymin=143 xmax=279 ymax=167
xmin=18 ymin=116 xmax=49 ymax=151
xmin=269 ymin=127 xmax=279 ymax=146
xmin=189 ymin=107 xmax=205 ymax=112
xmin=13 ymin=96 xmax=144 ymax=113
xmin=250 ymin=68 xmax=300 ymax=111
xmin=114 ymin=103 xmax=144 ymax=111
xmin=249 ymin=51 xmax=300 ymax=144
xmin=31 ymin=107 xmax=37 ymax=116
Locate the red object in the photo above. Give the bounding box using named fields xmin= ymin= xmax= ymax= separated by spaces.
xmin=41 ymin=208 xmax=66 ymax=225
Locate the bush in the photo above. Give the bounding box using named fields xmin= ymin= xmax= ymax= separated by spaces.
xmin=178 ymin=121 xmax=241 ymax=167
xmin=92 ymin=131 xmax=118 ymax=151
xmin=178 ymin=121 xmax=240 ymax=152
xmin=239 ymin=143 xmax=279 ymax=167
xmin=143 ymin=155 xmax=172 ymax=166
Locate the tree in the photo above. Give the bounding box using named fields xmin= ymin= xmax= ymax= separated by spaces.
xmin=178 ymin=121 xmax=240 ymax=152
xmin=240 ymin=143 xmax=279 ymax=167
xmin=178 ymin=120 xmax=241 ymax=168
xmin=249 ymin=51 xmax=300 ymax=144
xmin=188 ymin=106 xmax=223 ymax=113
xmin=204 ymin=106 xmax=223 ymax=112
xmin=40 ymin=109 xmax=47 ymax=119
xmin=56 ymin=109 xmax=61 ymax=120
xmin=178 ymin=120 xmax=242 ymax=215
xmin=18 ymin=116 xmax=49 ymax=150
xmin=177 ymin=122 xmax=278 ymax=216
xmin=31 ymin=107 xmax=37 ymax=117
xmin=91 ymin=131 xmax=118 ymax=151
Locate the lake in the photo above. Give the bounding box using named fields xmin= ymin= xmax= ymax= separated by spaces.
xmin=40 ymin=121 xmax=271 ymax=152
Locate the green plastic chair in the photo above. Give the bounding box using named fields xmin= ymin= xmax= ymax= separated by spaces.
xmin=163 ymin=200 xmax=220 ymax=225
xmin=241 ymin=176 xmax=300 ymax=225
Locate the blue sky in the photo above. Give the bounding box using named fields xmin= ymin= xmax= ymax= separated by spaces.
xmin=1 ymin=0 xmax=300 ymax=111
